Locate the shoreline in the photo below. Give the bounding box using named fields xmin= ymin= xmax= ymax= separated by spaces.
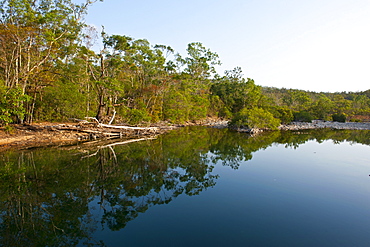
xmin=279 ymin=120 xmax=370 ymax=131
xmin=1 ymin=120 xmax=369 ymax=151
xmin=230 ymin=120 xmax=370 ymax=134
xmin=0 ymin=118 xmax=227 ymax=151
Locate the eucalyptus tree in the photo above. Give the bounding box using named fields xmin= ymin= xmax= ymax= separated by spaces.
xmin=310 ymin=94 xmax=334 ymax=120
xmin=184 ymin=42 xmax=221 ymax=80
xmin=211 ymin=67 xmax=262 ymax=114
xmin=352 ymin=94 xmax=370 ymax=114
xmin=85 ymin=32 xmax=129 ymax=121
xmin=162 ymin=42 xmax=222 ymax=122
xmin=88 ymin=33 xmax=173 ymax=123
xmin=282 ymin=89 xmax=312 ymax=111
xmin=0 ymin=0 xmax=99 ymax=123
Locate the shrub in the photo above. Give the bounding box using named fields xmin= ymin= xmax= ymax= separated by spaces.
xmin=0 ymin=86 xmax=29 ymax=125
xmin=271 ymin=106 xmax=294 ymax=124
xmin=293 ymin=111 xmax=313 ymax=122
xmin=230 ymin=107 xmax=280 ymax=130
xmin=124 ymin=108 xmax=151 ymax=125
xmin=163 ymin=91 xmax=190 ymax=123
xmin=332 ymin=113 xmax=347 ymax=122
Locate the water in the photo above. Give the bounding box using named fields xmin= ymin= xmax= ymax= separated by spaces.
xmin=0 ymin=127 xmax=370 ymax=247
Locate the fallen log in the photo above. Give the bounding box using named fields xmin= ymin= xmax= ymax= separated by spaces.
xmin=85 ymin=117 xmax=159 ymax=131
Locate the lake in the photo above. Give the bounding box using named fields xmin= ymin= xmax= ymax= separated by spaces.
xmin=1 ymin=127 xmax=370 ymax=247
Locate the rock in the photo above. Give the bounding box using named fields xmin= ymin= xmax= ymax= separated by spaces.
xmin=279 ymin=121 xmax=370 ymax=131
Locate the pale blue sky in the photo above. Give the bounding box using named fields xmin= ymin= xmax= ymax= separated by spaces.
xmin=82 ymin=0 xmax=370 ymax=93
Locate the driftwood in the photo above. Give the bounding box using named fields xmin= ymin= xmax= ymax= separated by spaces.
xmin=84 ymin=117 xmax=159 ymax=131
xmin=15 ymin=117 xmax=161 ymax=145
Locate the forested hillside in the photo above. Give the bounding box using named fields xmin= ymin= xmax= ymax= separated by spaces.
xmin=1 ymin=0 xmax=369 ymax=128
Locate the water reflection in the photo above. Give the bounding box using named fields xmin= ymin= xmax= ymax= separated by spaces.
xmin=0 ymin=128 xmax=369 ymax=246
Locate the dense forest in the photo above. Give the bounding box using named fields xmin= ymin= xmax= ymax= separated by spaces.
xmin=1 ymin=0 xmax=369 ymax=128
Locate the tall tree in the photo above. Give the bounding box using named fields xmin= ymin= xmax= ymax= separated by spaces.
xmin=0 ymin=0 xmax=98 ymax=123
xmin=183 ymin=42 xmax=221 ymax=81
xmin=211 ymin=67 xmax=262 ymax=114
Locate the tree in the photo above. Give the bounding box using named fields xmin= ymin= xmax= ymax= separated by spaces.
xmin=0 ymin=0 xmax=98 ymax=123
xmin=183 ymin=42 xmax=221 ymax=80
xmin=310 ymin=94 xmax=334 ymax=120
xmin=95 ymin=34 xmax=171 ymax=123
xmin=230 ymin=107 xmax=281 ymax=130
xmin=0 ymin=84 xmax=29 ymax=125
xmin=282 ymin=89 xmax=311 ymax=111
xmin=211 ymin=68 xmax=262 ymax=114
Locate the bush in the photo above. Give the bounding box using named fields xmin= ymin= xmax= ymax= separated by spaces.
xmin=270 ymin=106 xmax=294 ymax=124
xmin=208 ymin=95 xmax=232 ymax=119
xmin=125 ymin=108 xmax=151 ymax=125
xmin=163 ymin=91 xmax=190 ymax=123
xmin=332 ymin=113 xmax=346 ymax=122
xmin=293 ymin=111 xmax=313 ymax=122
xmin=0 ymin=86 xmax=29 ymax=125
xmin=230 ymin=107 xmax=280 ymax=130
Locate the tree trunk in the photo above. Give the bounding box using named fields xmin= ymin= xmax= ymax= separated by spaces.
xmin=96 ymin=93 xmax=106 ymax=121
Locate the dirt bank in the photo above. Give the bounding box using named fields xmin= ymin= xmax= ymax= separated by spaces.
xmin=0 ymin=122 xmax=165 ymax=151
xmin=0 ymin=118 xmax=227 ymax=151
xmin=4 ymin=119 xmax=370 ymax=151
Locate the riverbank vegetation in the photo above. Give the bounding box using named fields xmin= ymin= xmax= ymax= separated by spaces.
xmin=1 ymin=0 xmax=370 ymax=129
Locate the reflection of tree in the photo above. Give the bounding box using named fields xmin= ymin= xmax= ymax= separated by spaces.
xmin=94 ymin=128 xmax=220 ymax=231
xmin=0 ymin=152 xmax=100 ymax=247
xmin=0 ymin=127 xmax=220 ymax=246
xmin=275 ymin=129 xmax=370 ymax=147
xmin=209 ymin=130 xmax=281 ymax=169
xmin=0 ymin=128 xmax=369 ymax=246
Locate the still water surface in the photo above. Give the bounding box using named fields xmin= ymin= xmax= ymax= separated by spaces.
xmin=1 ymin=127 xmax=370 ymax=246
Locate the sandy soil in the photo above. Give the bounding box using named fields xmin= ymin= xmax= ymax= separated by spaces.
xmin=0 ymin=123 xmax=92 ymax=151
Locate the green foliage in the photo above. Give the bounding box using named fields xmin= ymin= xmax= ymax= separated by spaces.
xmin=261 ymin=87 xmax=370 ymax=124
xmin=0 ymin=85 xmax=29 ymax=125
xmin=163 ymin=90 xmax=189 ymax=123
xmin=125 ymin=108 xmax=152 ymax=125
xmin=282 ymin=89 xmax=311 ymax=110
xmin=0 ymin=0 xmax=93 ymax=123
xmin=230 ymin=107 xmax=280 ymax=130
xmin=211 ymin=69 xmax=261 ymax=114
xmin=310 ymin=94 xmax=334 ymax=120
xmin=269 ymin=106 xmax=294 ymax=124
xmin=350 ymin=118 xmax=362 ymax=122
xmin=184 ymin=42 xmax=221 ymax=79
xmin=293 ymin=111 xmax=313 ymax=122
xmin=208 ymin=95 xmax=232 ymax=118
xmin=36 ymin=79 xmax=94 ymax=121
xmin=332 ymin=113 xmax=347 ymax=122
xmin=188 ymin=93 xmax=209 ymax=120
xmin=0 ymin=1 xmax=368 ymax=125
